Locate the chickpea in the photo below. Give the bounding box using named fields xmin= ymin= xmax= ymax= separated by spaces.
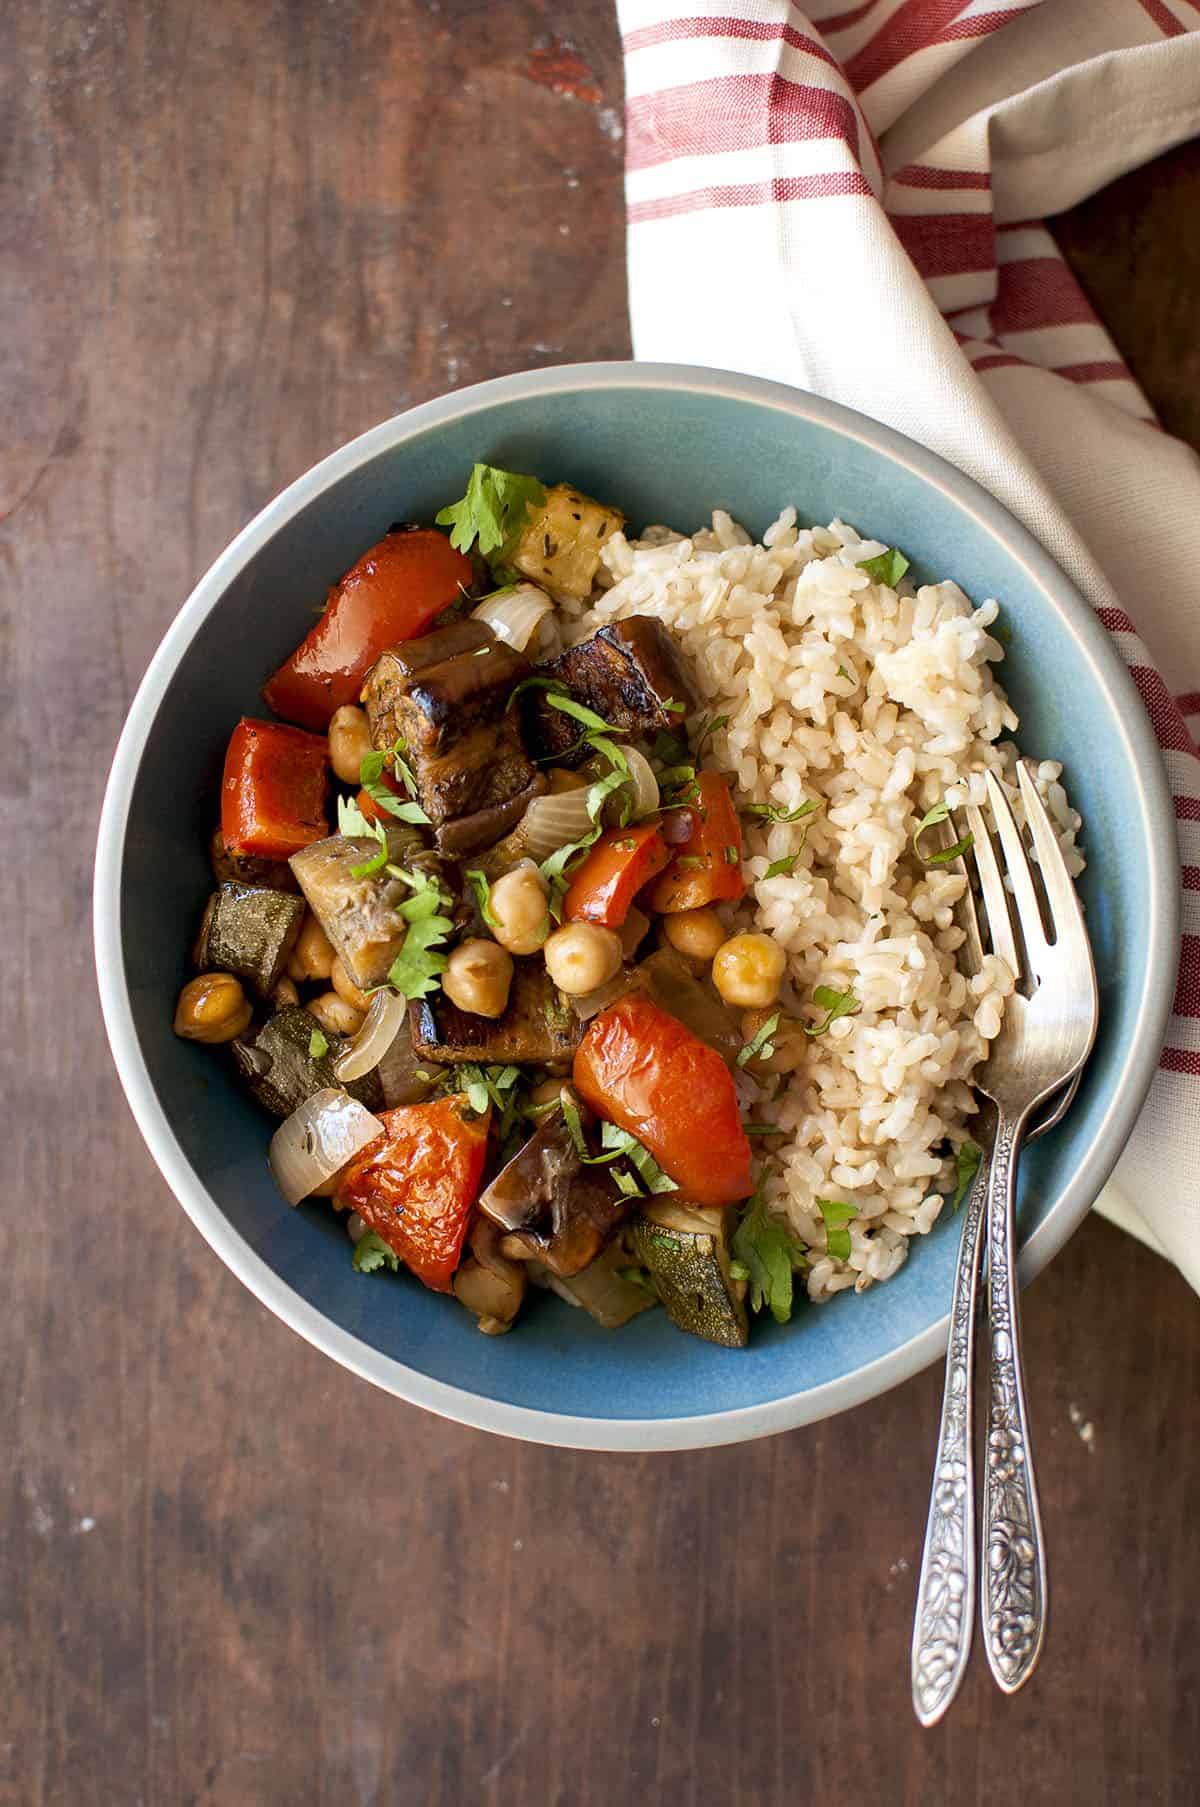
xmin=527 ymin=1076 xmax=571 ymax=1117
xmin=488 ymin=864 xmax=550 ymax=956
xmin=271 ymin=975 xmax=300 ymax=1010
xmin=543 ymin=922 xmax=623 ymax=997
xmin=308 ymin=990 xmax=366 ymax=1038
xmin=330 ymin=957 xmax=371 ymax=1013
xmin=327 ymin=704 xmax=374 ymax=787
xmin=547 ymin=767 xmax=589 ymax=794
xmin=174 ymin=973 xmax=252 ymax=1044
xmin=662 ymin=906 xmax=726 ymax=963
xmin=740 ymin=1006 xmax=807 ymax=1077
xmin=288 ymin=912 xmax=336 ymax=982
xmin=444 ymin=939 xmax=514 ymax=1019
xmin=711 ymin=932 xmax=786 ymax=1009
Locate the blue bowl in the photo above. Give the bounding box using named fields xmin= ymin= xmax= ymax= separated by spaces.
xmin=94 ymin=365 xmax=1177 ymax=1449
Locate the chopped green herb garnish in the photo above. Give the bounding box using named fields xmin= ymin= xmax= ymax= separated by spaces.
xmin=729 ymin=1259 xmax=751 ymax=1282
xmin=617 ymin=1265 xmax=659 ymax=1295
xmin=337 ymin=794 xmax=375 ymax=838
xmin=745 ymin=1123 xmax=782 ymax=1138
xmin=466 ymin=868 xmax=499 ymax=931
xmin=912 ymin=801 xmax=974 ymax=866
xmin=454 ymin=1062 xmax=524 ymax=1134
xmin=747 ymin=798 xmax=821 ymax=827
xmin=857 ymin=546 xmax=910 ymax=588
xmin=804 ymin=984 xmax=861 ymax=1038
xmin=435 ymin=463 xmax=546 ymax=562
xmin=732 ymin=1178 xmax=808 ymax=1323
xmin=663 ymin=697 xmax=686 ymax=714
xmin=724 ymin=844 xmax=739 ymax=865
xmin=653 ymin=726 xmax=691 ymax=768
xmin=611 ymin=1167 xmax=643 ymax=1199
xmin=308 ymin=1027 xmax=329 ymax=1059
xmin=764 ymin=854 xmax=799 ymax=879
xmin=383 ymin=866 xmax=454 ymax=1000
xmin=352 ymin=1231 xmax=401 ymax=1275
xmin=695 ymin=713 xmax=730 ymax=755
xmin=349 ymin=817 xmax=390 ymax=879
xmin=817 ymin=1198 xmax=858 ymax=1262
xmin=358 ymin=749 xmax=430 ymax=826
xmin=675 ymin=855 xmax=705 ymax=870
xmin=951 ymin=1139 xmax=983 ymax=1212
xmin=737 ymin=1010 xmax=780 ymax=1070
xmin=560 ymin=1090 xmax=589 ymax=1159
xmin=544 ymin=692 xmax=613 ymax=736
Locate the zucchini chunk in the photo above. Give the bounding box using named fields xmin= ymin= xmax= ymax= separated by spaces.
xmin=632 ymin=1197 xmax=749 ymax=1348
xmin=511 ymin=483 xmax=625 ymax=602
xmin=231 ymin=1005 xmax=383 ymax=1119
xmin=193 ymin=882 xmax=305 ymax=998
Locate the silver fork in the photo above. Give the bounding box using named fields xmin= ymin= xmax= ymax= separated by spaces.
xmin=911 ymin=762 xmax=1098 ymax=1725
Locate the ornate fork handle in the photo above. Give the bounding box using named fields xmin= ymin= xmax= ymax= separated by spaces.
xmin=981 ymin=1110 xmax=1047 ymax=1692
xmin=911 ymin=1144 xmax=989 ymax=1725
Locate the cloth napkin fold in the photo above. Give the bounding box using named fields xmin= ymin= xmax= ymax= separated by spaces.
xmin=617 ymin=0 xmax=1200 ymax=1289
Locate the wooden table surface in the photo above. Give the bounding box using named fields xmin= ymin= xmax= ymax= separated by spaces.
xmin=5 ymin=5 xmax=1199 ymax=1803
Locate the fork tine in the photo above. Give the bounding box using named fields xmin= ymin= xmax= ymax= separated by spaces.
xmin=936 ymin=811 xmax=985 ymax=976
xmin=964 ymin=800 xmax=1021 ymax=977
xmin=984 ymin=769 xmax=1051 ymax=980
xmin=1015 ymin=761 xmax=1090 ymax=966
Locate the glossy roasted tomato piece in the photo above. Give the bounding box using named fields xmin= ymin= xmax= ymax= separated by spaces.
xmin=220 ymin=717 xmax=329 ymax=860
xmin=337 ymin=1096 xmax=491 ymax=1292
xmin=263 ymin=528 xmax=473 ymax=730
xmin=563 ymin=823 xmax=669 ymax=928
xmin=573 ymin=993 xmax=752 ymax=1207
xmin=643 ymin=772 xmax=746 ymax=913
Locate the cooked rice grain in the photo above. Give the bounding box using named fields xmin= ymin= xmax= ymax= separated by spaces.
xmin=574 ymin=510 xmax=1083 ymax=1302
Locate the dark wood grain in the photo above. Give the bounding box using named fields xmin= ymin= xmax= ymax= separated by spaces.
xmin=3 ymin=5 xmax=1199 ymax=1803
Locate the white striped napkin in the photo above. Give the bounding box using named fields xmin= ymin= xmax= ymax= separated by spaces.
xmin=617 ymin=0 xmax=1200 ymax=1287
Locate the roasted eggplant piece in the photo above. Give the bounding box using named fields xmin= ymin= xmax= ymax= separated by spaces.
xmin=510 ymin=483 xmax=625 ymax=601
xmin=452 ymin=1215 xmax=527 ymax=1335
xmin=362 ymin=629 xmax=542 ymax=856
xmin=361 ymin=620 xmax=493 ymax=727
xmin=631 ymin=1197 xmax=749 ymax=1348
xmin=289 ymin=829 xmax=425 ymax=992
xmin=209 ymin=825 xmax=299 ymax=893
xmin=193 ymin=882 xmax=305 ymax=998
xmin=231 ymin=1006 xmax=383 ymax=1118
xmin=411 ymin=959 xmax=580 ymax=1068
xmin=524 ymin=617 xmax=697 ymax=764
xmin=479 ymin=1098 xmax=629 ymax=1278
xmin=527 ymin=1235 xmax=658 ymax=1328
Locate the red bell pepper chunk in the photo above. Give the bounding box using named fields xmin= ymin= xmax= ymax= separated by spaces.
xmin=263 ymin=527 xmax=474 ymax=730
xmin=220 ymin=717 xmax=329 ymax=861
xmin=337 ymin=1096 xmax=491 ymax=1292
xmin=643 ymin=772 xmax=746 ymax=914
xmin=563 ymin=823 xmax=670 ymax=928
xmin=573 ymin=994 xmax=753 ymax=1207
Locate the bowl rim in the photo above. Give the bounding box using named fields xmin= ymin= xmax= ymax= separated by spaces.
xmin=93 ymin=360 xmax=1179 ymax=1451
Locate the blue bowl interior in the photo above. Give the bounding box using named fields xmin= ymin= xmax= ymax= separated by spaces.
xmin=120 ymin=380 xmax=1149 ymax=1422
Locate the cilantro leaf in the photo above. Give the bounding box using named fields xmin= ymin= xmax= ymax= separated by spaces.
xmin=349 ymin=819 xmax=390 ymax=879
xmin=817 ymin=1198 xmax=858 ymax=1262
xmin=559 ymin=1091 xmax=589 ymax=1159
xmin=384 ymin=866 xmax=454 ymax=1000
xmin=466 ymin=868 xmax=499 ymax=931
xmin=732 ymin=1181 xmax=809 ymax=1323
xmin=308 ymin=1027 xmax=329 ymax=1059
xmin=737 ymin=1010 xmax=780 ymax=1070
xmin=804 ymin=985 xmax=861 ymax=1038
xmin=912 ymin=800 xmax=974 ymax=866
xmin=764 ymin=855 xmax=799 ymax=879
xmin=358 ymin=749 xmax=430 ymax=827
xmin=857 ymin=547 xmax=910 ymax=588
xmin=337 ymin=794 xmax=375 ymax=838
xmin=352 ymin=1231 xmax=401 ymax=1275
xmin=951 ymin=1139 xmax=983 ymax=1212
xmin=435 ymin=463 xmax=547 ymax=560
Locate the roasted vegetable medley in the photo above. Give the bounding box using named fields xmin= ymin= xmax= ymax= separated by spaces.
xmin=175 ymin=465 xmax=820 ymax=1346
